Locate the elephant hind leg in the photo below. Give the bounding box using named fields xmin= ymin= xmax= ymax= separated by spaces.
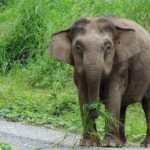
xmin=141 ymin=95 xmax=150 ymax=148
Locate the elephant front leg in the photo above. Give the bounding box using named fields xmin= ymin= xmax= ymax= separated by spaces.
xmin=80 ymin=98 xmax=99 ymax=147
xmin=80 ymin=116 xmax=99 ymax=147
xmin=102 ymin=79 xmax=124 ymax=147
xmin=74 ymin=72 xmax=99 ymax=146
xmin=119 ymin=105 xmax=127 ymax=145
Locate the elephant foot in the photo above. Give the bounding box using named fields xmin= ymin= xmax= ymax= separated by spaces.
xmin=80 ymin=134 xmax=100 ymax=147
xmin=80 ymin=138 xmax=98 ymax=147
xmin=101 ymin=135 xmax=124 ymax=147
xmin=141 ymin=137 xmax=150 ymax=148
xmin=119 ymin=134 xmax=127 ymax=144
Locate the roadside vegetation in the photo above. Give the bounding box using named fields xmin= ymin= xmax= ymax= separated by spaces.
xmin=0 ymin=0 xmax=150 ymax=143
xmin=0 ymin=143 xmax=11 ymax=150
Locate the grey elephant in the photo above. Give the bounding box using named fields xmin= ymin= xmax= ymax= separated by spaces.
xmin=49 ymin=15 xmax=150 ymax=147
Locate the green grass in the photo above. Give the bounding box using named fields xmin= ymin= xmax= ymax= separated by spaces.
xmin=0 ymin=0 xmax=149 ymax=144
xmin=0 ymin=143 xmax=11 ymax=150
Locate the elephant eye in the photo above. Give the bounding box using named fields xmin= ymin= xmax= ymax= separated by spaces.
xmin=75 ymin=42 xmax=83 ymax=54
xmin=104 ymin=41 xmax=112 ymax=55
xmin=76 ymin=44 xmax=82 ymax=50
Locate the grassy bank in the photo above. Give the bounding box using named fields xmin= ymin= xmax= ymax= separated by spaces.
xmin=0 ymin=0 xmax=150 ymax=143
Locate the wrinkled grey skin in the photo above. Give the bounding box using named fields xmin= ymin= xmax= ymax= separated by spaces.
xmin=49 ymin=16 xmax=150 ymax=147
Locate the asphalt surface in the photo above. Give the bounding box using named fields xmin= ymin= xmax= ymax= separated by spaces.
xmin=0 ymin=119 xmax=149 ymax=150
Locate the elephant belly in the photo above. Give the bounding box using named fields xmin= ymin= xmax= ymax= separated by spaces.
xmin=122 ymin=56 xmax=150 ymax=105
xmin=122 ymin=81 xmax=148 ymax=105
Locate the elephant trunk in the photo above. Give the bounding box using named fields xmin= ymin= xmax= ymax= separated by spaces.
xmin=84 ymin=53 xmax=102 ymax=119
xmin=87 ymin=77 xmax=100 ymax=119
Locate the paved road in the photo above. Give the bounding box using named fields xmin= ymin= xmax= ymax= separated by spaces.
xmin=0 ymin=119 xmax=148 ymax=150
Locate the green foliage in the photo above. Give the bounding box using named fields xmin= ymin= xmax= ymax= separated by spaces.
xmin=0 ymin=143 xmax=11 ymax=150
xmin=83 ymin=100 xmax=119 ymax=139
xmin=82 ymin=101 xmax=101 ymax=135
xmin=0 ymin=76 xmax=80 ymax=130
xmin=52 ymin=101 xmax=75 ymax=117
xmin=0 ymin=0 xmax=149 ymax=144
xmin=0 ymin=0 xmax=49 ymax=72
xmin=10 ymin=56 xmax=72 ymax=88
xmin=84 ymin=100 xmax=101 ymax=111
xmin=0 ymin=0 xmax=13 ymax=9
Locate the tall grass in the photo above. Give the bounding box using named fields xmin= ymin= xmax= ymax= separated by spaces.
xmin=1 ymin=0 xmax=150 ymax=75
xmin=0 ymin=0 xmax=50 ymax=72
xmin=0 ymin=0 xmax=13 ymax=8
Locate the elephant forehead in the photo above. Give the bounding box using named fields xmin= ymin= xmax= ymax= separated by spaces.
xmin=73 ymin=17 xmax=94 ymax=27
xmin=72 ymin=31 xmax=113 ymax=46
xmin=72 ymin=17 xmax=115 ymax=29
xmin=70 ymin=17 xmax=115 ymax=41
xmin=72 ymin=33 xmax=102 ymax=47
xmin=71 ymin=18 xmax=99 ymax=32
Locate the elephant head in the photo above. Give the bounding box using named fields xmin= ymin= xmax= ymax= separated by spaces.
xmin=49 ymin=17 xmax=139 ymax=119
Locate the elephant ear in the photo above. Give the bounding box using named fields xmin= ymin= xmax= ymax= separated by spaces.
xmin=49 ymin=29 xmax=74 ymax=65
xmin=115 ymin=25 xmax=140 ymax=62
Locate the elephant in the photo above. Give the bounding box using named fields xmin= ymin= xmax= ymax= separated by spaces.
xmin=49 ymin=15 xmax=150 ymax=147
